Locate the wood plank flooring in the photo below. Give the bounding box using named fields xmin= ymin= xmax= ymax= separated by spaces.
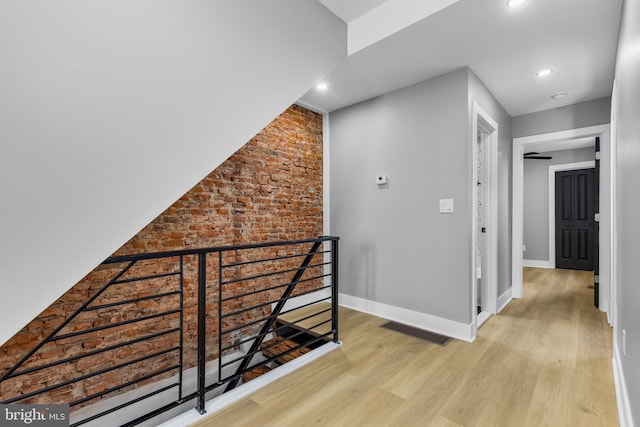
xmin=191 ymin=268 xmax=617 ymax=426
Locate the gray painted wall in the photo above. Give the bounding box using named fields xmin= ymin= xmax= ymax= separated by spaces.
xmin=468 ymin=70 xmax=513 ymax=298
xmin=613 ymin=0 xmax=640 ymax=420
xmin=330 ymin=68 xmax=470 ymax=324
xmin=512 ymin=97 xmax=611 ymax=138
xmin=330 ymin=68 xmax=511 ymax=326
xmin=523 ymin=147 xmax=595 ymax=262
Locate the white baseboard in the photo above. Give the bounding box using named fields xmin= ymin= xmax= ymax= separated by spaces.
xmin=339 ymin=293 xmax=474 ymax=343
xmin=497 ymin=288 xmax=513 ymax=313
xmin=613 ymin=342 xmax=635 ymax=427
xmin=523 ymin=259 xmax=553 ymax=268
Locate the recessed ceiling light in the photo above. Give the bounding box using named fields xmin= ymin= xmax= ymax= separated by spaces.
xmin=506 ymin=0 xmax=527 ymax=7
xmin=551 ymin=92 xmax=567 ymax=100
xmin=536 ymin=69 xmax=553 ymax=77
xmin=316 ymin=83 xmax=328 ymax=90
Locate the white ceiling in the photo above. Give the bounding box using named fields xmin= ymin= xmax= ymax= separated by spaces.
xmin=318 ymin=0 xmax=386 ymax=23
xmin=305 ymin=0 xmax=622 ymax=116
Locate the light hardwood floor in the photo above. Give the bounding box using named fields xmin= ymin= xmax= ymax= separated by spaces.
xmin=191 ymin=268 xmax=617 ymax=426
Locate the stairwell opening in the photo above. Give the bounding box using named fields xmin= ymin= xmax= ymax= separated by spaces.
xmin=0 ymin=104 xmax=329 ymax=426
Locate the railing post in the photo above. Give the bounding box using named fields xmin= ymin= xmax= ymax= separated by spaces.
xmin=178 ymin=256 xmax=185 ymax=401
xmin=218 ymin=251 xmax=223 ymax=385
xmin=331 ymin=238 xmax=339 ymax=343
xmin=196 ymin=253 xmax=207 ymax=415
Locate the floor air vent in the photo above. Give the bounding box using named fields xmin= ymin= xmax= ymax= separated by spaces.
xmin=380 ymin=321 xmax=452 ymax=346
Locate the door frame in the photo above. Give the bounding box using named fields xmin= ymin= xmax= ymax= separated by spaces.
xmin=512 ymin=124 xmax=610 ymax=310
xmin=471 ymin=102 xmax=498 ymax=329
xmin=548 ymin=161 xmax=596 ymax=268
xmin=609 ymin=79 xmax=618 ymax=329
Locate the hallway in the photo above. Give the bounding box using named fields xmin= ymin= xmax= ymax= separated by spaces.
xmin=191 ymin=268 xmax=617 ymax=426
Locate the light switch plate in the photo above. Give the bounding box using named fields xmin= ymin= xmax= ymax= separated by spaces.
xmin=439 ymin=198 xmax=454 ymax=213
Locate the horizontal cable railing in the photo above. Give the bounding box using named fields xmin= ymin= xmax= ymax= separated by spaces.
xmin=0 ymin=236 xmax=339 ymax=426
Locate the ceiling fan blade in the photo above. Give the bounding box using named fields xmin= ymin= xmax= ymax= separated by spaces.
xmin=523 ymin=152 xmax=540 ymax=156
xmin=524 ymin=156 xmax=553 ymax=160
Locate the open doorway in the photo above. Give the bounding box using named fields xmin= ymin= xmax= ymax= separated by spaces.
xmin=512 ymin=124 xmax=611 ymax=319
xmin=521 ymin=147 xmax=596 ymax=270
xmin=471 ymin=102 xmax=498 ymax=329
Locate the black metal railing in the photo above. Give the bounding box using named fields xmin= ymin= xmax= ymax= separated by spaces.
xmin=0 ymin=236 xmax=339 ymax=426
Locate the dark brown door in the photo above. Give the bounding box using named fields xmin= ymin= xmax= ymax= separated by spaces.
xmin=555 ymin=168 xmax=596 ymax=270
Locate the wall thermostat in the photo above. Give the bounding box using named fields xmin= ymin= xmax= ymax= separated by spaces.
xmin=376 ymin=175 xmax=387 ymax=185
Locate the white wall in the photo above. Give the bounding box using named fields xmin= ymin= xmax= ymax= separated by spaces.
xmin=0 ymin=0 xmax=347 ymax=346
xmin=612 ymin=0 xmax=640 ymax=423
xmin=523 ymin=147 xmax=595 ymax=262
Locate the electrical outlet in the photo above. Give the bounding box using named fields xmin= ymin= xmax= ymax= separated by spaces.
xmin=523 ymin=245 xmax=526 ymax=252
xmin=623 ymin=329 xmax=627 ymax=356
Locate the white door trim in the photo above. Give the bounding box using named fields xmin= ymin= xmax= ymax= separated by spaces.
xmin=548 ymin=161 xmax=596 ymax=269
xmin=609 ymin=79 xmax=619 ymax=329
xmin=471 ymin=101 xmax=498 ymax=329
xmin=512 ymin=124 xmax=610 ymax=300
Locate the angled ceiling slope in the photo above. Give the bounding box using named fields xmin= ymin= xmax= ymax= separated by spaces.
xmin=0 ymin=0 xmax=347 ymax=346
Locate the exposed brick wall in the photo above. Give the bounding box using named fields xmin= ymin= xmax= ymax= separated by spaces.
xmin=0 ymin=104 xmax=324 ymax=409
